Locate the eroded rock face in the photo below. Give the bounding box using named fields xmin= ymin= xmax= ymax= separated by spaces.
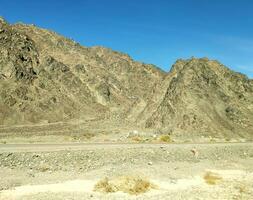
xmin=0 ymin=17 xmax=252 ymax=137
xmin=0 ymin=18 xmax=39 ymax=83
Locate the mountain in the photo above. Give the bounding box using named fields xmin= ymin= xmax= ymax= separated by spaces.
xmin=141 ymin=58 xmax=253 ymax=137
xmin=0 ymin=17 xmax=253 ymax=138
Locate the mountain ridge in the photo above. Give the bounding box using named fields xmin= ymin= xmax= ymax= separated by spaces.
xmin=0 ymin=17 xmax=252 ymax=138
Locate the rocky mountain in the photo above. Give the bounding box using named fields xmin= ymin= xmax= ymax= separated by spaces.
xmin=0 ymin=17 xmax=253 ymax=138
xmin=141 ymin=58 xmax=253 ymax=137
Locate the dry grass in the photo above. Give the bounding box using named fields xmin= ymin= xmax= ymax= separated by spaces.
xmin=131 ymin=136 xmax=143 ymax=142
xmin=94 ymin=176 xmax=157 ymax=195
xmin=238 ymin=185 xmax=248 ymax=194
xmin=38 ymin=165 xmax=50 ymax=172
xmin=209 ymin=138 xmax=217 ymax=143
xmin=235 ymin=182 xmax=250 ymax=194
xmin=233 ymin=182 xmax=252 ymax=199
xmin=159 ymin=135 xmax=171 ymax=143
xmin=203 ymin=171 xmax=222 ymax=185
xmin=94 ymin=177 xmax=114 ymax=193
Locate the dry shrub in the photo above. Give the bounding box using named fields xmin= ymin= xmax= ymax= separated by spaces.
xmin=238 ymin=185 xmax=247 ymax=194
xmin=159 ymin=135 xmax=171 ymax=143
xmin=94 ymin=177 xmax=114 ymax=193
xmin=94 ymin=176 xmax=157 ymax=195
xmin=203 ymin=171 xmax=222 ymax=185
xmin=38 ymin=165 xmax=50 ymax=172
xmin=235 ymin=182 xmax=249 ymax=194
xmin=131 ymin=136 xmax=142 ymax=142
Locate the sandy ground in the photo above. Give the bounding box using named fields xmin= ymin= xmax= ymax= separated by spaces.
xmin=0 ymin=143 xmax=253 ymax=199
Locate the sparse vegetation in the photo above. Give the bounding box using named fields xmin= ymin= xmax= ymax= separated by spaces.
xmin=94 ymin=177 xmax=114 ymax=193
xmin=94 ymin=176 xmax=157 ymax=195
xmin=234 ymin=182 xmax=250 ymax=194
xmin=159 ymin=134 xmax=171 ymax=143
xmin=209 ymin=138 xmax=216 ymax=143
xmin=233 ymin=182 xmax=252 ymax=199
xmin=38 ymin=165 xmax=50 ymax=172
xmin=238 ymin=184 xmax=247 ymax=194
xmin=131 ymin=136 xmax=143 ymax=142
xmin=203 ymin=171 xmax=222 ymax=185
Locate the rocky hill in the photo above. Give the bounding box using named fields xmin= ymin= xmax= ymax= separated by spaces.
xmin=142 ymin=58 xmax=253 ymax=137
xmin=0 ymin=17 xmax=252 ymax=138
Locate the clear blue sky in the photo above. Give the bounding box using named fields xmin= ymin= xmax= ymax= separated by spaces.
xmin=1 ymin=0 xmax=253 ymax=78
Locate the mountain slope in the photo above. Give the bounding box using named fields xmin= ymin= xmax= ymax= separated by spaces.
xmin=143 ymin=58 xmax=253 ymax=137
xmin=0 ymin=18 xmax=165 ymax=126
xmin=0 ymin=17 xmax=252 ymax=138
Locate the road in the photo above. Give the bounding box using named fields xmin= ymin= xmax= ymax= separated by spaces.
xmin=0 ymin=142 xmax=252 ymax=152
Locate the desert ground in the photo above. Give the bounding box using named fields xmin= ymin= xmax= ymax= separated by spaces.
xmin=0 ymin=142 xmax=253 ymax=200
xmin=1 ymin=11 xmax=253 ymax=200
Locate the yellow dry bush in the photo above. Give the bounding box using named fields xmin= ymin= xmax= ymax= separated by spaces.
xmin=131 ymin=136 xmax=142 ymax=142
xmin=94 ymin=176 xmax=157 ymax=195
xmin=94 ymin=177 xmax=115 ymax=193
xmin=38 ymin=165 xmax=50 ymax=172
xmin=159 ymin=135 xmax=171 ymax=143
xmin=203 ymin=171 xmax=222 ymax=185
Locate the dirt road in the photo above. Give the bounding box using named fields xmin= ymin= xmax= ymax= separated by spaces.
xmin=0 ymin=142 xmax=252 ymax=152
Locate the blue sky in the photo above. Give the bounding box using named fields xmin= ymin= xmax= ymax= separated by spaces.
xmin=1 ymin=0 xmax=253 ymax=78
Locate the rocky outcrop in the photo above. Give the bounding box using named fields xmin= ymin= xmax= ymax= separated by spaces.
xmin=0 ymin=17 xmax=39 ymax=83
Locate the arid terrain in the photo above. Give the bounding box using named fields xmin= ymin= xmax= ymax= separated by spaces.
xmin=1 ymin=16 xmax=253 ymax=200
xmin=1 ymin=17 xmax=253 ymax=138
xmin=0 ymin=143 xmax=253 ymax=200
